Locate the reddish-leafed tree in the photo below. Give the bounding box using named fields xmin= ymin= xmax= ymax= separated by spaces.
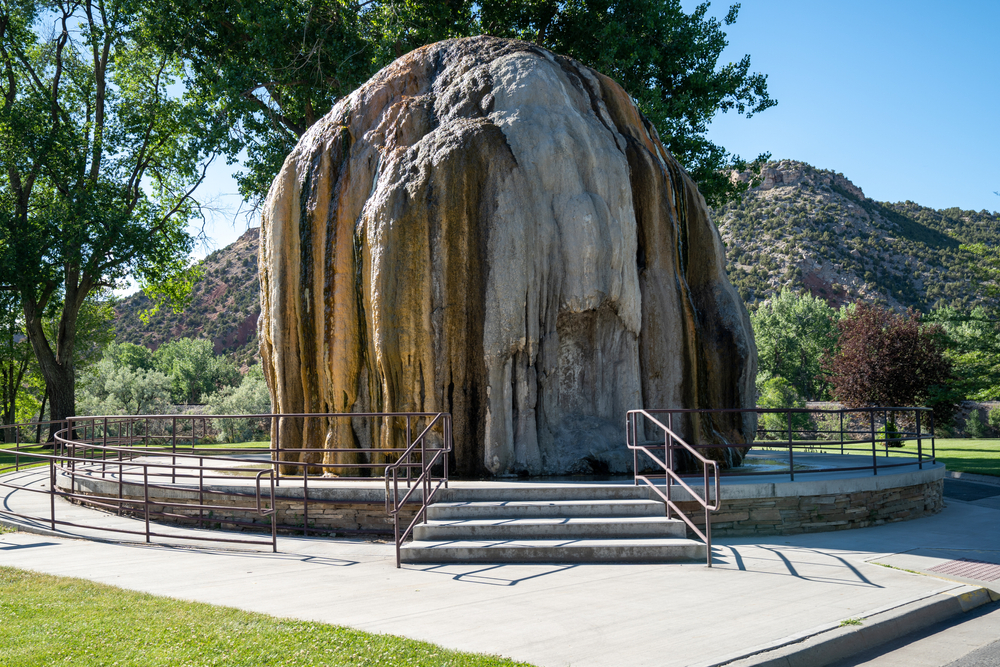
xmin=824 ymin=304 xmax=952 ymax=410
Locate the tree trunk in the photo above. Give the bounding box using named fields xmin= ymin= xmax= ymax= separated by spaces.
xmin=21 ymin=283 xmax=87 ymax=444
xmin=35 ymin=391 xmax=47 ymax=444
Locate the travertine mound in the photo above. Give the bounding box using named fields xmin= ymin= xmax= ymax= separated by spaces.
xmin=259 ymin=36 xmax=756 ymax=477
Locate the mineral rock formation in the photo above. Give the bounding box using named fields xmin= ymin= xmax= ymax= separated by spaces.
xmin=259 ymin=36 xmax=757 ymax=477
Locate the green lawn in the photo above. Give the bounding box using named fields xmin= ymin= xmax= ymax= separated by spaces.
xmin=0 ymin=443 xmax=51 ymax=471
xmin=775 ymin=438 xmax=1000 ymax=477
xmin=0 ymin=567 xmax=533 ymax=667
xmin=892 ymin=438 xmax=1000 ymax=477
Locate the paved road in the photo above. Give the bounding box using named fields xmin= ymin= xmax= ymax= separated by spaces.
xmin=828 ymin=602 xmax=1000 ymax=667
xmin=944 ymin=479 xmax=1000 ymax=502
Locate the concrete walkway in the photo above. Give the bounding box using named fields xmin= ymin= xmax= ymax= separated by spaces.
xmin=2 ymin=468 xmax=1000 ymax=667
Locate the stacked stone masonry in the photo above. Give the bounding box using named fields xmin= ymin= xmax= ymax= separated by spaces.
xmin=68 ymin=478 xmax=943 ymax=539
xmin=674 ymin=480 xmax=943 ymax=537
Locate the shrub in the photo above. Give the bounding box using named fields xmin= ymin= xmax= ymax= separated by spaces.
xmin=988 ymin=406 xmax=1000 ymax=430
xmin=205 ymin=366 xmax=272 ymax=443
xmin=756 ymin=377 xmax=814 ymax=439
xmin=966 ymin=410 xmax=987 ymax=439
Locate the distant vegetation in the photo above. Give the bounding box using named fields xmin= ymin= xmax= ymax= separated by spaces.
xmin=114 ymin=228 xmax=261 ymax=368
xmin=716 ymin=160 xmax=999 ymax=312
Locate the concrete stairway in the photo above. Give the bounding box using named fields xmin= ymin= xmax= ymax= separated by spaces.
xmin=400 ymin=485 xmax=706 ymax=564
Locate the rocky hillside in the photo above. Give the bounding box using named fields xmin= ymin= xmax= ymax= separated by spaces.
xmin=114 ymin=160 xmax=1000 ymax=359
xmin=716 ymin=160 xmax=1000 ymax=311
xmin=114 ymin=228 xmax=261 ymax=366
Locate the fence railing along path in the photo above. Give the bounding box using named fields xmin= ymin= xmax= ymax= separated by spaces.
xmin=1 ymin=406 xmax=934 ymax=565
xmin=626 ymin=406 xmax=937 ymax=567
xmin=0 ymin=412 xmax=451 ymax=557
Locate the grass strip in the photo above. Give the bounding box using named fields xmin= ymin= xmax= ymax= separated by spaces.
xmin=761 ymin=438 xmax=1000 ymax=477
xmin=0 ymin=444 xmax=50 ymax=471
xmin=0 ymin=567 xmax=534 ymax=667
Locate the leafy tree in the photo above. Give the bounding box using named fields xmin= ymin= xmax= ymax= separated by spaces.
xmin=823 ymin=304 xmax=952 ymax=417
xmin=926 ymin=305 xmax=1000 ymax=401
xmin=0 ymin=1 xmax=221 ymax=427
xmin=153 ymin=338 xmax=239 ymax=404
xmin=0 ymin=291 xmax=31 ymax=439
xmin=104 ymin=341 xmax=155 ymax=372
xmin=205 ymin=364 xmax=272 ymax=442
xmin=144 ymin=0 xmax=774 ymax=206
xmin=751 ymin=288 xmax=838 ymax=400
xmin=77 ymin=358 xmax=172 ymax=416
xmin=756 ymin=376 xmax=813 ymax=439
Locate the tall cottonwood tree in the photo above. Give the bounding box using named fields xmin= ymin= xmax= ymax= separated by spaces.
xmin=144 ymin=0 xmax=775 ymax=207
xmin=0 ymin=0 xmax=221 ymax=427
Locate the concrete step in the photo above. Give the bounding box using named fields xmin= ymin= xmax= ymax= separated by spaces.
xmin=413 ymin=516 xmax=687 ymax=541
xmin=400 ymin=537 xmax=707 ymax=563
xmin=428 ymin=499 xmax=666 ymax=520
xmin=437 ymin=485 xmax=654 ymax=503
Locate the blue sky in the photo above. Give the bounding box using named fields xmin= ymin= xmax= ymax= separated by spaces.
xmin=189 ymin=1 xmax=1000 ymax=258
xmin=688 ymin=0 xmax=999 ymax=211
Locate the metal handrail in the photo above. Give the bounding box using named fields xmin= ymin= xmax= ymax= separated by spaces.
xmin=627 ymin=409 xmax=720 ymax=567
xmin=384 ymin=412 xmax=452 ymax=568
xmin=645 ymin=406 xmax=936 ymax=481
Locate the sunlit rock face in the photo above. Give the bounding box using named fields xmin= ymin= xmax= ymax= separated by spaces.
xmin=258 ymin=36 xmax=757 ymax=477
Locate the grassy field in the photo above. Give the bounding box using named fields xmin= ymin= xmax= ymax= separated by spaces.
xmin=891 ymin=438 xmax=1000 ymax=477
xmin=0 ymin=567 xmax=533 ymax=667
xmin=0 ymin=443 xmax=51 ymax=471
xmin=767 ymin=438 xmax=1000 ymax=477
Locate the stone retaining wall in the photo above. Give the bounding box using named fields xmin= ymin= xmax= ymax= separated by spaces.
xmin=674 ymin=479 xmax=943 ymax=537
xmin=61 ymin=464 xmax=945 ymax=539
xmin=64 ymin=477 xmax=419 ymax=536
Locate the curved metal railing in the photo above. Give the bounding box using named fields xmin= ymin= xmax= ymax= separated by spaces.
xmin=0 ymin=412 xmax=452 ymax=551
xmin=626 ymin=409 xmax=720 ymax=567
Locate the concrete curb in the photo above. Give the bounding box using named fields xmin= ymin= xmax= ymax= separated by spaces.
xmin=695 ymin=584 xmax=999 ymax=667
xmin=946 ymin=470 xmax=1000 ymax=487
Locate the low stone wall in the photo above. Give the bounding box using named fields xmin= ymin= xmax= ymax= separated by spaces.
xmin=673 ymin=479 xmax=943 ymax=537
xmin=61 ymin=474 xmax=420 ymax=536
xmin=60 ymin=463 xmax=946 ymax=539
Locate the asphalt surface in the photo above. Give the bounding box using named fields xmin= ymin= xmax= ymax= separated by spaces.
xmin=828 ymin=601 xmax=1000 ymax=667
xmin=944 ymin=479 xmax=1000 ymax=502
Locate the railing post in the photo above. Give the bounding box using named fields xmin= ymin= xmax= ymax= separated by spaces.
xmin=916 ymin=408 xmax=923 ymax=470
xmin=274 ymin=415 xmax=281 ymax=487
xmin=302 ymin=459 xmax=309 ymax=537
xmin=421 ymin=424 xmax=428 ymax=526
xmin=49 ymin=458 xmax=56 ymax=531
xmin=930 ymin=412 xmax=936 ymax=464
xmin=787 ymin=410 xmax=794 ymax=482
xmin=870 ymin=409 xmax=878 ymax=475
xmin=666 ymin=413 xmax=673 ymax=520
xmin=630 ymin=413 xmax=638 ymax=484
xmin=406 ymin=416 xmax=412 ymax=487
xmin=839 ymin=410 xmax=844 ymax=455
xmin=270 ymin=471 xmax=277 ymax=553
xmin=171 ymin=417 xmax=177 ymax=484
xmin=143 ymin=465 xmax=150 ymax=543
xmin=704 ymin=463 xmax=711 ymax=568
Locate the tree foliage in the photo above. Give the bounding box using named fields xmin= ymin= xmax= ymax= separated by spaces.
xmin=756 ymin=376 xmax=813 ymax=438
xmin=205 ymin=364 xmax=272 ymax=442
xmin=152 ymin=337 xmax=239 ymax=404
xmin=926 ymin=305 xmax=1000 ymax=401
xmin=77 ymin=354 xmax=172 ymax=416
xmin=143 ymin=0 xmax=775 ymax=207
xmin=0 ymin=0 xmax=222 ymax=423
xmin=751 ymin=288 xmax=837 ymax=401
xmin=823 ymin=304 xmax=952 ymax=414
